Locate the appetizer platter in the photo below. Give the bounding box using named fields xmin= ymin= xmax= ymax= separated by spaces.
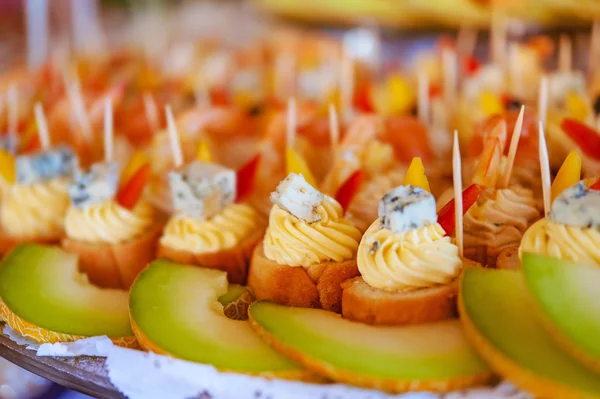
xmin=1 ymin=2 xmax=600 ymax=398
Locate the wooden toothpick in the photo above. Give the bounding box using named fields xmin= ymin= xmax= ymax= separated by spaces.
xmin=7 ymin=83 xmax=18 ymax=140
xmin=442 ymin=47 xmax=458 ymax=108
xmin=329 ymin=103 xmax=339 ymax=153
xmin=453 ymin=130 xmax=463 ymax=258
xmin=286 ymin=97 xmax=297 ymax=150
xmin=165 ymin=105 xmax=183 ymax=168
xmin=34 ymin=102 xmax=50 ymax=150
xmin=143 ymin=92 xmax=159 ymax=134
xmin=417 ymin=70 xmax=430 ymax=126
xmin=104 ymin=97 xmax=113 ymax=162
xmin=559 ymin=34 xmax=572 ymax=73
xmin=340 ymin=53 xmax=354 ymax=123
xmin=538 ymin=121 xmax=552 ymax=216
xmin=500 ymin=105 xmax=525 ymax=188
xmin=538 ymin=75 xmax=549 ymax=128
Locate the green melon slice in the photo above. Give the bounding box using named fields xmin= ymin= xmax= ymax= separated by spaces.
xmin=0 ymin=244 xmax=131 ymax=337
xmin=128 ymin=260 xmax=301 ymax=373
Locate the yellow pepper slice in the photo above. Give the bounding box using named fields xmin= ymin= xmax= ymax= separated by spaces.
xmin=551 ymin=150 xmax=581 ymax=203
xmin=479 ymin=90 xmax=504 ymax=118
xmin=373 ymin=74 xmax=414 ymax=116
xmin=120 ymin=150 xmax=150 ymax=187
xmin=286 ymin=147 xmax=317 ymax=187
xmin=402 ymin=157 xmax=431 ymax=192
xmin=565 ymin=92 xmax=589 ymax=122
xmin=0 ymin=149 xmax=15 ymax=184
xmin=196 ymin=140 xmax=212 ymax=163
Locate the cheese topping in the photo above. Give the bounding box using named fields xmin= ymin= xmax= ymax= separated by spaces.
xmin=65 ymin=200 xmax=155 ymax=244
xmin=358 ymin=220 xmax=462 ymax=291
xmin=160 ymin=204 xmax=261 ymax=254
xmin=263 ymin=196 xmax=361 ymax=266
xmin=0 ymin=178 xmax=70 ymax=238
xmin=464 ymin=187 xmax=540 ymax=250
xmin=520 ymin=218 xmax=600 ymax=266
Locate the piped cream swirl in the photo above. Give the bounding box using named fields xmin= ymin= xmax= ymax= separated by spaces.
xmin=263 ymin=196 xmax=361 ymax=266
xmin=358 ymin=220 xmax=461 ymax=291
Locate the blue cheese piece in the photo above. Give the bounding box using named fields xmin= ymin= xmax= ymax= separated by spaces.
xmin=16 ymin=145 xmax=78 ymax=185
xmin=549 ymin=181 xmax=600 ymax=229
xmin=270 ymin=173 xmax=324 ymax=223
xmin=169 ymin=160 xmax=236 ymax=220
xmin=378 ymin=185 xmax=437 ymax=233
xmin=68 ymin=162 xmax=120 ymax=208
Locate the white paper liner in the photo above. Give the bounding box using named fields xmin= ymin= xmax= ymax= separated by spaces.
xmin=2 ymin=326 xmax=531 ymax=399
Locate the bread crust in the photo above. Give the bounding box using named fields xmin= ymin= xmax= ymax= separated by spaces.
xmin=156 ymin=229 xmax=264 ymax=285
xmin=496 ymin=245 xmax=521 ymax=270
xmin=341 ymin=277 xmax=459 ymax=326
xmin=463 ymin=245 xmax=504 ymax=268
xmin=0 ymin=232 xmax=60 ymax=258
xmin=247 ymin=243 xmax=360 ymax=313
xmin=62 ymin=223 xmax=163 ymax=289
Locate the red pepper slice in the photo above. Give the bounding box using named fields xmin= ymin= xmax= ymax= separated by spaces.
xmin=437 ymin=184 xmax=482 ymax=236
xmin=561 ymin=118 xmax=600 ymax=161
xmin=236 ymin=154 xmax=261 ymax=203
xmin=334 ymin=170 xmax=364 ymax=213
xmin=590 ymin=178 xmax=600 ymax=190
xmin=463 ymin=55 xmax=481 ymax=76
xmin=429 ymin=83 xmax=442 ymax=99
xmin=23 ymin=135 xmax=40 ymax=153
xmin=115 ymin=163 xmax=151 ymax=210
xmin=210 ymin=85 xmax=231 ymax=107
xmin=354 ymin=83 xmax=375 ymax=113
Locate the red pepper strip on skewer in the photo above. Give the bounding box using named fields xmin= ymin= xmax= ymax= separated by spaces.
xmin=236 ymin=154 xmax=261 ymax=203
xmin=463 ymin=55 xmax=481 ymax=75
xmin=560 ymin=118 xmax=600 ymax=161
xmin=334 ymin=169 xmax=364 ymax=213
xmin=437 ymin=184 xmax=482 ymax=236
xmin=116 ymin=163 xmax=151 ymax=210
xmin=590 ymin=179 xmax=600 ymax=190
xmin=354 ymin=83 xmax=375 ymax=113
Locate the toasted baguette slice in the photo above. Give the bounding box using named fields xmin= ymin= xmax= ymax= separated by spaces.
xmin=463 ymin=245 xmax=505 ymax=268
xmin=341 ymin=277 xmax=459 ymax=326
xmin=247 ymin=243 xmax=360 ymax=313
xmin=496 ymin=245 xmax=521 ymax=269
xmin=157 ymin=230 xmax=264 ymax=285
xmin=62 ymin=223 xmax=163 ymax=289
xmin=0 ymin=232 xmax=60 ymax=258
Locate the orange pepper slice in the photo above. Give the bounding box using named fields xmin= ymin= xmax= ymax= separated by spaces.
xmin=402 ymin=157 xmax=431 ymax=192
xmin=0 ymin=149 xmax=15 ymax=184
xmin=120 ymin=150 xmax=150 ymax=187
xmin=196 ymin=140 xmax=212 ymax=163
xmin=116 ymin=163 xmax=151 ymax=210
xmin=551 ymin=150 xmax=581 ymax=203
xmin=286 ymin=147 xmax=317 ymax=187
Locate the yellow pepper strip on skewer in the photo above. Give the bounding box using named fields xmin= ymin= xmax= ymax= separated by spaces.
xmin=286 ymin=147 xmax=317 ymax=187
xmin=402 ymin=157 xmax=431 ymax=192
xmin=196 ymin=140 xmax=212 ymax=163
xmin=551 ymin=149 xmax=581 ymax=203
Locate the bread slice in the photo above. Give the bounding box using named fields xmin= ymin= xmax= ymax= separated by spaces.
xmin=0 ymin=232 xmax=61 ymax=258
xmin=463 ymin=245 xmax=505 ymax=268
xmin=62 ymin=223 xmax=163 ymax=289
xmin=341 ymin=277 xmax=459 ymax=326
xmin=496 ymin=245 xmax=521 ymax=270
xmin=247 ymin=243 xmax=360 ymax=313
xmin=156 ymin=229 xmax=264 ymax=285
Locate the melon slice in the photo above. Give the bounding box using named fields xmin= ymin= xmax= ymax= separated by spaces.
xmin=459 ymin=267 xmax=600 ymax=398
xmin=129 ymin=260 xmax=308 ymax=377
xmin=0 ymin=244 xmax=134 ymax=345
xmin=249 ymin=301 xmax=492 ymax=393
xmin=522 ymin=252 xmax=600 ymax=372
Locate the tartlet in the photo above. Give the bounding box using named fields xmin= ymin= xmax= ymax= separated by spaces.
xmin=248 ymin=173 xmax=362 ymax=313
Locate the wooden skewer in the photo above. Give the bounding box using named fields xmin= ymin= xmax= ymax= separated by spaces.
xmin=67 ymin=80 xmax=93 ymax=141
xmin=589 ymin=21 xmax=600 ymax=81
xmin=456 ymin=25 xmax=477 ymax=61
xmin=33 ymin=103 xmax=50 ymax=150
xmin=328 ymin=103 xmax=339 ymax=153
xmin=558 ymin=34 xmax=572 ymax=73
xmin=442 ymin=47 xmax=458 ymax=109
xmin=103 ymin=97 xmax=113 ymax=162
xmin=142 ymin=92 xmax=159 ymax=134
xmin=490 ymin=11 xmax=507 ymax=69
xmin=538 ymin=75 xmax=549 ymax=128
xmin=286 ymin=97 xmax=297 ymax=150
xmin=165 ymin=105 xmax=183 ymax=168
xmin=194 ymin=83 xmax=211 ymax=108
xmin=452 ymin=130 xmax=463 ymax=258
xmin=340 ymin=53 xmax=354 ymax=123
xmin=25 ymin=0 xmax=49 ymax=70
xmin=500 ymin=105 xmax=525 ymax=188
xmin=417 ymin=70 xmax=430 ymax=126
xmin=538 ymin=121 xmax=552 ymax=216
